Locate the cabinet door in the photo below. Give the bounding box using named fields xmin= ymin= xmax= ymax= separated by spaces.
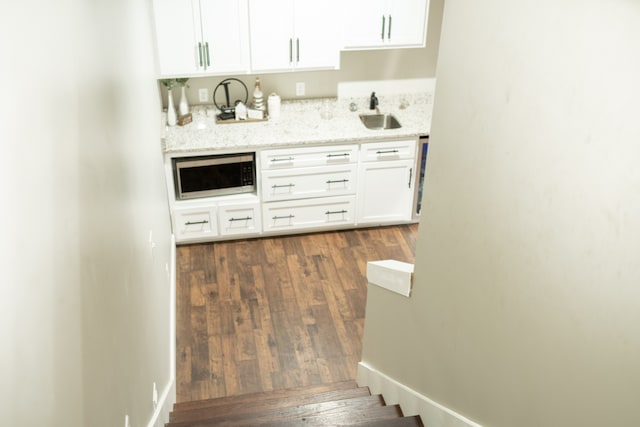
xmin=248 ymin=0 xmax=294 ymax=72
xmin=357 ymin=159 xmax=414 ymax=224
xmin=386 ymin=0 xmax=428 ymax=47
xmin=249 ymin=0 xmax=340 ymax=72
xmin=152 ymin=0 xmax=201 ymax=76
xmin=343 ymin=0 xmax=428 ymax=49
xmin=153 ymin=0 xmax=250 ymax=76
xmin=293 ymin=0 xmax=341 ymax=70
xmin=342 ymin=0 xmax=386 ymax=49
xmin=199 ymin=0 xmax=250 ymax=74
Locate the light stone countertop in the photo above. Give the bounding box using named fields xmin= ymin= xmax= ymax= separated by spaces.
xmin=162 ymin=93 xmax=433 ymax=154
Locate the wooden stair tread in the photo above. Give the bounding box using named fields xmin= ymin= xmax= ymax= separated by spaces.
xmin=170 ymin=386 xmax=373 ymax=423
xmin=247 ymin=405 xmax=408 ymax=427
xmin=347 ymin=415 xmax=425 ymax=427
xmin=173 ymin=380 xmax=359 ymax=412
xmin=263 ymin=414 xmax=424 ymax=427
xmin=165 ymin=395 xmax=391 ymax=427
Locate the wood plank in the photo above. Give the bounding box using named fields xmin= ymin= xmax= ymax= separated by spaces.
xmin=207 ymin=335 xmax=226 ymax=398
xmin=221 ymin=335 xmax=240 ymax=396
xmin=190 ymin=306 xmax=209 ymax=382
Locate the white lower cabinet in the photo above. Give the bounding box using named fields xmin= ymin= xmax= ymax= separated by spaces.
xmin=262 ymin=195 xmax=356 ymax=234
xmin=218 ymin=201 xmax=262 ymax=237
xmin=356 ymin=139 xmax=417 ymax=225
xmin=173 ymin=207 xmax=218 ymax=243
xmin=168 ymin=139 xmax=420 ymax=244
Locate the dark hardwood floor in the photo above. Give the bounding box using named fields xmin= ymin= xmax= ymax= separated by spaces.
xmin=176 ymin=224 xmax=418 ymax=403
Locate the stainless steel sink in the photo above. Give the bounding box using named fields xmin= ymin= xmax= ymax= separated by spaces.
xmin=359 ymin=113 xmax=402 ymax=130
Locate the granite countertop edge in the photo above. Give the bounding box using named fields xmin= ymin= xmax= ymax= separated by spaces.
xmin=162 ymin=93 xmax=433 ymax=155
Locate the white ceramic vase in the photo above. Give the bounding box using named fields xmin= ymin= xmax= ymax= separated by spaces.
xmin=178 ymin=85 xmax=189 ymax=116
xmin=167 ymin=89 xmax=177 ymax=126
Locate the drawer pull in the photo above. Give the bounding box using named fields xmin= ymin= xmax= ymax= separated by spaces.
xmin=326 ymin=153 xmax=350 ymax=158
xmin=271 ymin=156 xmax=294 ymax=162
xmin=229 ymin=216 xmax=252 ymax=222
xmin=326 ymin=179 xmax=349 ymax=184
xmin=272 ymin=214 xmax=295 ymax=220
xmin=185 ymin=220 xmax=209 ymax=226
xmin=272 ymin=183 xmax=296 ymax=189
xmin=376 ymin=149 xmax=400 ymax=155
xmin=326 ymin=210 xmax=348 ymax=215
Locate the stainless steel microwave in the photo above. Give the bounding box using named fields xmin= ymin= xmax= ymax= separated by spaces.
xmin=172 ymin=152 xmax=256 ymax=200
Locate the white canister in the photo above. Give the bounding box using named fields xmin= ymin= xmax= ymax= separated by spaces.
xmin=268 ymin=93 xmax=281 ymax=120
xmin=235 ymin=102 xmax=247 ymax=120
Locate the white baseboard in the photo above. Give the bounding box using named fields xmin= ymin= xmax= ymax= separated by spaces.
xmin=147 ymin=234 xmax=177 ymax=427
xmin=147 ymin=378 xmax=175 ymax=427
xmin=357 ymin=362 xmax=482 ymax=427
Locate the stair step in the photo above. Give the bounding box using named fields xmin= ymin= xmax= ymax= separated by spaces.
xmin=170 ymin=386 xmax=373 ymax=423
xmin=347 ymin=415 xmax=425 ymax=427
xmin=165 ymin=395 xmax=392 ymax=427
xmin=249 ymin=405 xmax=409 ymax=427
xmin=262 ymin=414 xmax=424 ymax=427
xmin=173 ymin=380 xmax=358 ymax=412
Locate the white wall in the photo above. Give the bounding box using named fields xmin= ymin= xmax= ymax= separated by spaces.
xmin=361 ymin=0 xmax=640 ymax=426
xmin=0 ymin=0 xmax=173 ymax=426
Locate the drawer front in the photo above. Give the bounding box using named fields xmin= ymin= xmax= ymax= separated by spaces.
xmin=360 ymin=139 xmax=417 ymax=162
xmin=262 ymin=195 xmax=356 ymax=233
xmin=261 ymin=164 xmax=357 ymax=202
xmin=260 ymin=144 xmax=358 ymax=169
xmin=174 ymin=208 xmax=218 ymax=242
xmin=218 ymin=203 xmax=262 ymax=237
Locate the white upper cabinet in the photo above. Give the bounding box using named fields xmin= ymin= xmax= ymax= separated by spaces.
xmin=343 ymin=0 xmax=428 ymax=49
xmin=248 ymin=0 xmax=341 ymax=72
xmin=152 ymin=0 xmax=250 ymax=77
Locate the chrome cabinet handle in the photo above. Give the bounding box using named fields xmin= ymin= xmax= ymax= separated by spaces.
xmin=289 ymin=38 xmax=293 ymax=63
xmin=296 ymin=38 xmax=300 ymax=63
xmin=326 ymin=179 xmax=349 ymax=184
xmin=326 ymin=210 xmax=348 ymax=215
xmin=185 ymin=220 xmax=208 ymax=226
xmin=271 ymin=157 xmax=294 ymax=162
xmin=272 ymin=183 xmax=295 ymax=189
xmin=381 ymin=15 xmax=386 ymax=40
xmin=326 ymin=153 xmax=350 ymax=158
xmin=198 ymin=42 xmax=203 ymax=67
xmin=272 ymin=214 xmax=295 ymax=220
xmin=229 ymin=216 xmax=252 ymax=222
xmin=205 ymin=42 xmax=210 ymax=67
xmin=408 ymin=167 xmax=413 ymax=188
xmin=388 ymin=15 xmax=392 ymax=39
xmin=376 ymin=149 xmax=399 ymax=154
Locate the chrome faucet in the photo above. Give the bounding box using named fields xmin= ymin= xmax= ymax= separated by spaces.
xmin=369 ymin=92 xmax=379 ymax=112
